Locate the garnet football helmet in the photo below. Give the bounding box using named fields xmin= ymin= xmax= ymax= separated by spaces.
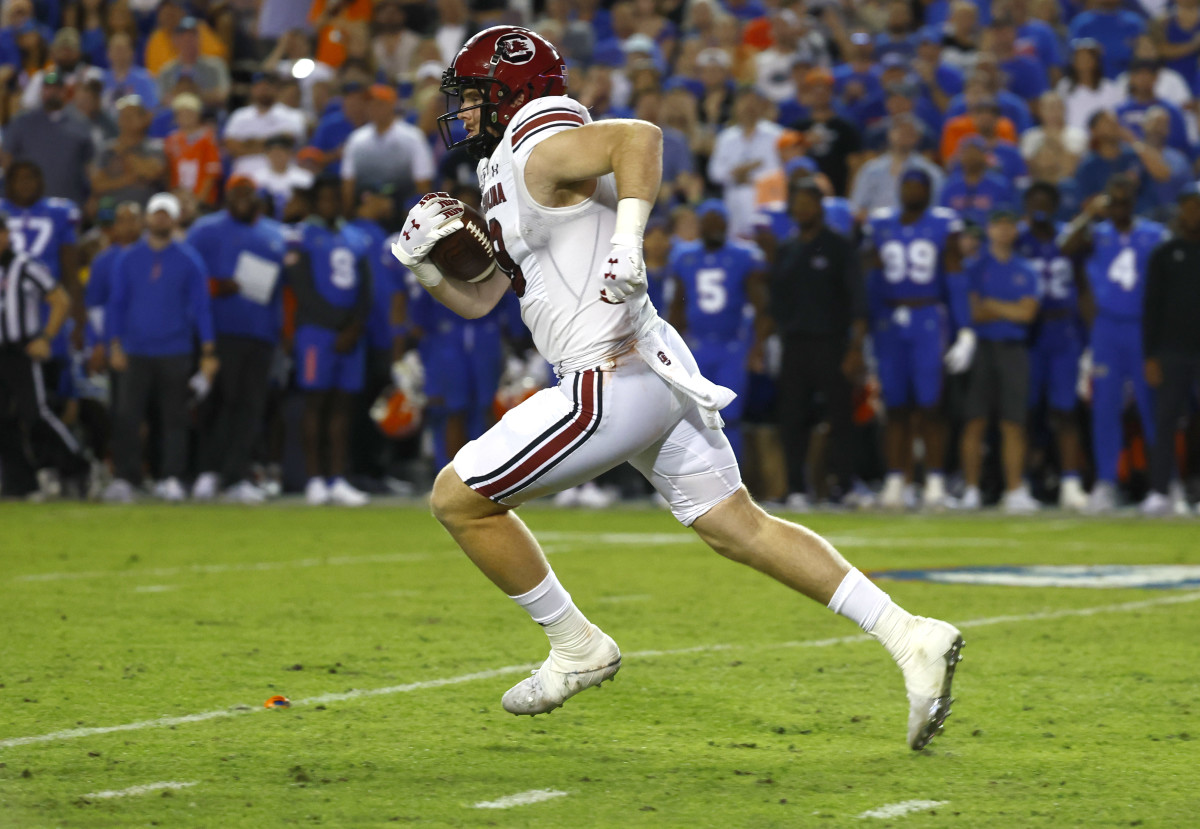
xmin=437 ymin=26 xmax=568 ymax=159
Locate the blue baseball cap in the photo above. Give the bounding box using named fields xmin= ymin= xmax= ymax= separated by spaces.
xmin=695 ymin=199 xmax=728 ymax=220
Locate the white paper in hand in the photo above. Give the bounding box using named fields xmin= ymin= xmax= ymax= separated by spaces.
xmin=233 ymin=251 xmax=281 ymax=305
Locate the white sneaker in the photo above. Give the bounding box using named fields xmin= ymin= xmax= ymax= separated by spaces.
xmin=34 ymin=468 xmax=62 ymax=501
xmin=305 ymin=477 xmax=330 ymax=506
xmin=154 ymin=477 xmax=186 ymax=502
xmin=1087 ymin=481 xmax=1117 ymax=514
xmin=328 ymin=477 xmax=368 ymax=507
xmin=224 ymin=479 xmax=266 ymax=505
xmin=552 ymin=487 xmax=581 ymax=507
xmin=784 ymin=492 xmax=811 ymax=512
xmin=952 ymin=486 xmax=982 ymax=510
xmin=102 ymin=478 xmax=135 ymax=504
xmin=1003 ymin=486 xmax=1040 ymax=515
xmin=1059 ymin=476 xmax=1088 ymax=511
xmin=922 ymin=474 xmax=946 ymax=510
xmin=882 ymin=613 xmax=965 ymax=751
xmin=192 ymin=472 xmax=219 ymax=501
xmin=1170 ymin=481 xmax=1193 ymax=516
xmin=575 ymin=481 xmax=616 ymax=509
xmin=502 ymin=626 xmax=622 ymax=716
xmin=1140 ymin=491 xmax=1172 ymax=517
xmin=842 ymin=481 xmax=877 ymax=510
xmin=880 ymin=473 xmax=906 ymax=509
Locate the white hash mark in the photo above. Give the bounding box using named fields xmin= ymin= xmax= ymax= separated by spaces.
xmin=473 ymin=789 xmax=568 ymax=809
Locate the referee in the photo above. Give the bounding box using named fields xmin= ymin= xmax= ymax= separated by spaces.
xmin=0 ymin=211 xmax=87 ymax=497
xmin=768 ymin=176 xmax=866 ymax=507
xmin=1142 ymin=185 xmax=1200 ymax=514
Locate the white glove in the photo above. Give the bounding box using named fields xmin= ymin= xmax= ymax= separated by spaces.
xmin=390 ymin=192 xmax=465 ymax=288
xmin=1077 ymin=348 xmax=1093 ymax=402
xmin=943 ymin=328 xmax=976 ymax=374
xmin=188 ymin=370 xmax=212 ymax=402
xmin=390 ymin=351 xmax=427 ymax=406
xmin=599 ymin=233 xmax=646 ymax=304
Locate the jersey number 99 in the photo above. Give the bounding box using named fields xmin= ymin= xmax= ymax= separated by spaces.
xmin=881 ymin=239 xmax=938 ymax=285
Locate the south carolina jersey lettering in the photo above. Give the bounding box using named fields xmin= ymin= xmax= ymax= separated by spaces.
xmin=668 ymin=240 xmax=762 ymax=341
xmin=1084 ymin=219 xmax=1168 ymax=320
xmin=478 ymin=95 xmax=656 ymax=375
xmin=865 ymin=206 xmax=963 ymax=305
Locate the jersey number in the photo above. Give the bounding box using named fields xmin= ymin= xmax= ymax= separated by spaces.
xmin=488 ymin=219 xmax=525 ymax=297
xmin=330 ymin=247 xmax=356 ymax=289
xmin=7 ymin=216 xmax=54 ymax=258
xmin=1033 ymin=257 xmax=1073 ymax=300
xmin=695 ymin=268 xmax=728 ymax=314
xmin=1107 ymin=247 xmax=1138 ymax=291
xmin=880 ymin=239 xmax=938 ymax=284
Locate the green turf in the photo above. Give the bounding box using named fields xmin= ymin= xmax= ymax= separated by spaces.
xmin=1 ymin=503 xmax=1198 ymax=827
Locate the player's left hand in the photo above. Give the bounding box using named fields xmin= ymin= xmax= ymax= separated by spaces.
xmin=391 ymin=193 xmax=465 ymax=268
xmin=25 ymin=335 xmax=51 ymax=362
xmin=599 ymin=235 xmax=646 ymax=304
xmin=943 ymin=328 xmax=976 ymax=374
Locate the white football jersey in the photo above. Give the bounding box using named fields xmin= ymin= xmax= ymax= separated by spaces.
xmin=478 ymin=95 xmax=656 ymax=375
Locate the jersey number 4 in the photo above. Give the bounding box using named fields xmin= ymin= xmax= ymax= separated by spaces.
xmin=488 ymin=219 xmax=526 ymax=297
xmin=880 ymin=239 xmax=938 ymax=284
xmin=1107 ymin=247 xmax=1138 ymax=291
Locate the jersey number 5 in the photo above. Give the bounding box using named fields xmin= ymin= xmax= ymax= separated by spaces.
xmin=488 ymin=219 xmax=526 ymax=297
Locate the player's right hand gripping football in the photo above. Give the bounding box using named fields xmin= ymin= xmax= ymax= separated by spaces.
xmin=391 ymin=192 xmax=465 ymax=288
xmin=599 ymin=233 xmax=646 ymax=304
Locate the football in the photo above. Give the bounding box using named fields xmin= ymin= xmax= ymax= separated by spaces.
xmin=429 ymin=204 xmax=497 ymax=283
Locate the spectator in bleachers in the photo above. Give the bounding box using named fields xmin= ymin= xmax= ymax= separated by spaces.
xmin=851 ymin=114 xmax=945 ymax=217
xmin=286 ymin=178 xmax=372 ymax=507
xmin=1074 ymin=111 xmax=1171 ymax=217
xmin=307 ymin=71 xmax=371 ymax=176
xmin=694 ymin=47 xmax=736 ymax=139
xmin=105 ymin=192 xmax=216 ymax=503
xmin=1116 ymin=60 xmax=1192 ymax=158
xmin=1067 ymin=0 xmax=1145 ymax=80
xmin=1120 ymin=36 xmax=1192 ymax=110
xmin=1057 ymin=38 xmax=1124 ymax=132
xmin=187 ymin=175 xmax=288 ymax=504
xmin=2 ymin=70 xmax=94 ymax=205
xmin=709 ymin=86 xmax=782 ymax=239
xmin=310 ymin=0 xmax=372 ymax=70
xmin=371 ymin=0 xmax=422 ymax=82
xmin=253 ymin=134 xmax=315 ymax=221
xmin=1020 ymin=91 xmax=1088 ymax=163
xmin=1000 ymin=0 xmax=1066 ymax=84
xmin=144 ymin=0 xmax=226 ymax=76
xmin=861 ymin=79 xmax=938 ymax=155
xmin=19 ymin=26 xmax=89 ymax=111
xmin=434 ymin=0 xmax=473 ymax=66
xmin=633 ymin=90 xmax=698 ymax=210
xmin=156 ymin=16 xmax=230 ymax=112
xmin=1140 ymin=107 xmax=1194 ymax=220
xmin=90 ymin=95 xmax=166 ymax=209
xmin=224 ymin=72 xmax=307 ymax=177
xmin=958 ymin=209 xmax=1041 ymax=513
xmin=101 ymin=32 xmax=158 ymax=112
xmin=163 ymin=93 xmax=222 ymax=209
xmin=1153 ymin=0 xmax=1200 ymax=93
xmin=340 ymin=84 xmax=433 ymax=220
xmin=910 ymin=27 xmax=963 ymax=114
xmin=940 ymin=135 xmax=1019 ymax=229
xmin=986 ymin=15 xmax=1048 ymax=103
xmin=941 ymin=89 xmax=1019 ymax=163
xmin=74 ymin=75 xmax=117 ymax=153
xmin=61 ymin=0 xmax=107 ymax=68
xmin=790 ymin=68 xmax=860 ymax=196
xmin=938 ymin=0 xmax=981 ymax=74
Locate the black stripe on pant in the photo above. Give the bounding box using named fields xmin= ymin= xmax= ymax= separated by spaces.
xmin=0 ymin=344 xmax=86 ymax=478
xmin=113 ymin=354 xmax=193 ymax=484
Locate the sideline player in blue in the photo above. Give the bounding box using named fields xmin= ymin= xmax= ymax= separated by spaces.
xmin=666 ymin=199 xmax=766 ymax=461
xmin=187 ymin=174 xmax=288 ymax=503
xmin=85 ymin=202 xmax=142 ymax=376
xmin=1060 ymin=175 xmax=1167 ymax=513
xmin=285 ymin=178 xmax=374 ymax=507
xmin=1 ymin=160 xmax=83 ymax=366
xmin=1016 ymin=183 xmax=1089 ymax=510
xmin=865 ymin=168 xmax=973 ymax=509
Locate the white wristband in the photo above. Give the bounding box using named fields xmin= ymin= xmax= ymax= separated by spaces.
xmin=410 ymin=259 xmax=444 ymax=289
xmin=612 ymin=198 xmax=653 ymax=244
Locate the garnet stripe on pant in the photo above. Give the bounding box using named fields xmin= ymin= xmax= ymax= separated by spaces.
xmin=471 ymin=370 xmax=601 ymax=501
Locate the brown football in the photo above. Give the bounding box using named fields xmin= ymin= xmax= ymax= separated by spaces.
xmin=429 ymin=204 xmax=496 ymax=283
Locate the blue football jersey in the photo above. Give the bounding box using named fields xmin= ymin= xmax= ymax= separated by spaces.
xmin=295 ymin=220 xmax=372 ymax=310
xmin=1016 ymin=225 xmax=1077 ymax=316
xmin=668 ymin=239 xmax=763 ymax=341
xmin=865 ymin=206 xmax=963 ymax=304
xmin=1 ymin=197 xmax=80 ymax=279
xmin=1085 ymin=219 xmax=1168 ymax=320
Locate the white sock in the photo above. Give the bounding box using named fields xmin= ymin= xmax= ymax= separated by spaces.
xmin=510 ymin=571 xmax=599 ymax=664
xmin=827 ymin=568 xmax=897 ymax=633
xmin=509 ymin=570 xmax=573 ymax=625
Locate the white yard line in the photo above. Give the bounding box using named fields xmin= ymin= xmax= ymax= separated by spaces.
xmin=82 ymin=781 xmax=196 ymax=799
xmin=3 ymin=591 xmax=1198 ymax=751
xmin=14 ymin=552 xmax=431 ymax=583
xmin=858 ymin=799 xmax=949 ymax=819
xmin=472 ymin=789 xmax=568 ymax=809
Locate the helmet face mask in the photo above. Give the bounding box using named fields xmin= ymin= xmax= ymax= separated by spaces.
xmin=436 ymin=26 xmax=568 ymax=161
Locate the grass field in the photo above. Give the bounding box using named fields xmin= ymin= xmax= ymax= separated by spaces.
xmin=1 ymin=502 xmax=1198 ymax=828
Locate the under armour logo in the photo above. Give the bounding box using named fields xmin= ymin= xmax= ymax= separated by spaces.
xmin=604 ymin=257 xmax=619 ymax=280
xmin=402 ymin=230 xmax=411 ymax=240
xmin=599 ymin=290 xmax=621 ymax=304
xmin=657 ymin=351 xmax=672 ymax=366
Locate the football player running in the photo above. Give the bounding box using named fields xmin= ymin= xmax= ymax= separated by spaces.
xmin=392 ymin=27 xmax=964 ymax=750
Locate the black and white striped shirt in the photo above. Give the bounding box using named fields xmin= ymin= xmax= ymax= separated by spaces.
xmin=0 ymin=250 xmax=57 ymax=345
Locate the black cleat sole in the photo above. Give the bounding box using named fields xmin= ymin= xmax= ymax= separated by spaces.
xmin=911 ymin=636 xmax=965 ymax=751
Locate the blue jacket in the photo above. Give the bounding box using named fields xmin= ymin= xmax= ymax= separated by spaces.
xmin=107 ymin=238 xmax=214 ymax=357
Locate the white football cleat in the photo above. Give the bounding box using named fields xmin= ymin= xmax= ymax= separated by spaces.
xmin=922 ymin=474 xmax=946 ymax=511
xmin=328 ymin=477 xmax=368 ymax=507
xmin=784 ymin=492 xmax=812 ymax=512
xmin=502 ymin=626 xmax=622 ymax=716
xmin=952 ymin=486 xmax=982 ymax=511
xmin=1002 ymin=486 xmax=1040 ymax=515
xmin=1059 ymin=476 xmax=1088 ymax=511
xmin=305 ymin=477 xmax=330 ymax=506
xmin=1086 ymin=481 xmax=1117 ymax=514
xmin=154 ymin=477 xmax=186 ymax=502
xmin=1140 ymin=491 xmax=1172 ymax=517
xmin=192 ymin=472 xmax=219 ymax=501
xmin=879 ymin=474 xmax=906 ymax=509
xmin=575 ymin=481 xmax=617 ymax=509
xmin=893 ymin=616 xmax=965 ymax=751
xmin=102 ymin=478 xmax=135 ymax=503
xmin=224 ymin=479 xmax=267 ymax=505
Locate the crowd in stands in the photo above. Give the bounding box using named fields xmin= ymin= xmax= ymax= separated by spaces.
xmin=0 ymin=0 xmax=1198 ymax=515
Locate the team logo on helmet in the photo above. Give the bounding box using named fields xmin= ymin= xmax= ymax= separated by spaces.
xmin=497 ymin=32 xmax=537 ymax=64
